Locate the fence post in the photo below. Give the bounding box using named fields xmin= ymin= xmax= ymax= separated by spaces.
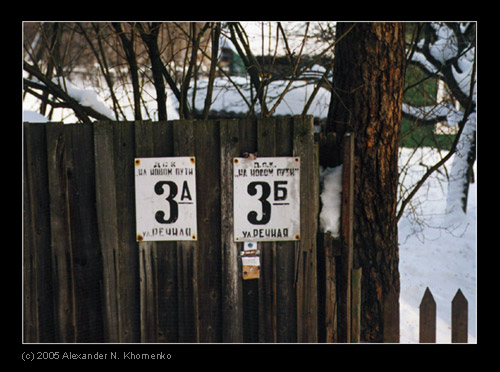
xmin=419 ymin=287 xmax=436 ymax=343
xmin=451 ymin=289 xmax=468 ymax=343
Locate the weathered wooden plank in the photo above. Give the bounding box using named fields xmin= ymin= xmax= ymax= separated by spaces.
xmin=351 ymin=267 xmax=362 ymax=343
xmin=239 ymin=118 xmax=259 ymax=343
xmin=322 ymin=232 xmax=337 ymax=343
xmin=451 ymin=289 xmax=468 ymax=343
xmin=275 ymin=116 xmax=297 ymax=343
xmin=112 ymin=121 xmax=140 ymax=342
xmin=46 ymin=122 xmax=77 ymax=342
xmin=24 ymin=125 xmax=37 ymax=343
xmin=64 ymin=123 xmax=104 ymax=342
xmin=293 ymin=115 xmax=318 ymax=343
xmin=135 ymin=120 xmax=160 ymax=342
xmin=419 ymin=287 xmax=436 ymax=343
xmin=257 ymin=117 xmax=277 ymax=343
xmin=153 ymin=120 xmax=178 ymax=343
xmin=173 ymin=119 xmax=197 ymax=342
xmin=194 ymin=119 xmax=222 ymax=342
xmin=94 ymin=120 xmax=122 ymax=343
xmin=337 ymin=132 xmax=354 ymax=342
xmin=383 ymin=287 xmax=400 ymax=343
xmin=23 ymin=122 xmax=55 ymax=342
xmin=220 ymin=119 xmax=243 ymax=342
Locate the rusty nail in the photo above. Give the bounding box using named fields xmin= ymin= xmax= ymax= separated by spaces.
xmin=234 ymin=158 xmax=239 ymax=164
xmin=137 ymin=234 xmax=144 ymax=242
xmin=295 ymin=157 xmax=299 ymax=162
xmin=192 ymin=234 xmax=196 ymax=240
xmin=135 ymin=159 xmax=141 ymax=166
xmin=295 ymin=234 xmax=300 ymax=240
xmin=190 ymin=157 xmax=195 ymax=164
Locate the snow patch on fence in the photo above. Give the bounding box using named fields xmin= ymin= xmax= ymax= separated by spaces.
xmin=319 ymin=165 xmax=342 ymax=238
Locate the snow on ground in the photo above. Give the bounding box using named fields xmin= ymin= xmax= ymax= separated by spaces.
xmin=398 ymin=147 xmax=477 ymax=343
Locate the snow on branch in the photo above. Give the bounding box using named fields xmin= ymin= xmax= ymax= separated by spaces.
xmin=23 ymin=62 xmax=116 ymax=123
xmin=51 ymin=77 xmax=116 ymax=121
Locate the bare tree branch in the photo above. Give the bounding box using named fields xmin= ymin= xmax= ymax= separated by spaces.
xmin=24 ymin=61 xmax=111 ymax=123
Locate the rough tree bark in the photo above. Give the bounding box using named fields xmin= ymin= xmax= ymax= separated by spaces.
xmin=327 ymin=22 xmax=406 ymax=342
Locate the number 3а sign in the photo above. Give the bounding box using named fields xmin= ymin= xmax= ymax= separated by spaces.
xmin=233 ymin=157 xmax=300 ymax=242
xmin=135 ymin=157 xmax=197 ymax=241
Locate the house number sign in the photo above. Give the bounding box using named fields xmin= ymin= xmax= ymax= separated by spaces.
xmin=233 ymin=157 xmax=300 ymax=242
xmin=135 ymin=157 xmax=197 ymax=241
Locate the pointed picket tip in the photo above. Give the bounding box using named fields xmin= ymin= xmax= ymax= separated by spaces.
xmin=419 ymin=287 xmax=436 ymax=343
xmin=451 ymin=288 xmax=468 ymax=343
xmin=452 ymin=288 xmax=468 ymax=306
xmin=420 ymin=287 xmax=436 ymax=308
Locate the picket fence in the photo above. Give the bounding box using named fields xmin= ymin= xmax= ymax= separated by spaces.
xmin=419 ymin=287 xmax=469 ymax=343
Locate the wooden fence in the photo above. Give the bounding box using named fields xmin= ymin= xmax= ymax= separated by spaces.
xmin=23 ymin=116 xmax=360 ymax=343
xmin=419 ymin=287 xmax=469 ymax=343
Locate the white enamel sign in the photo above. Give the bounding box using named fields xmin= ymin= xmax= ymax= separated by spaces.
xmin=135 ymin=157 xmax=197 ymax=241
xmin=233 ymin=157 xmax=300 ymax=242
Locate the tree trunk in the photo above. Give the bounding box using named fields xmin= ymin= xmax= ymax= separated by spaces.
xmin=327 ymin=22 xmax=406 ymax=342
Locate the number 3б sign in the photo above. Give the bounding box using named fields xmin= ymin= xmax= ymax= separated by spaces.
xmin=135 ymin=157 xmax=197 ymax=241
xmin=233 ymin=157 xmax=300 ymax=242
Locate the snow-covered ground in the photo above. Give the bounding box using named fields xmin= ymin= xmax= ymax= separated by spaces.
xmin=398 ymin=147 xmax=477 ymax=343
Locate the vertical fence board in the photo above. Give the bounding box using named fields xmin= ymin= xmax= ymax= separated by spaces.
xmin=24 ymin=125 xmax=37 ymax=343
xmin=65 ymin=124 xmax=104 ymax=342
xmin=194 ymin=120 xmax=222 ymax=342
xmin=239 ymin=118 xmax=259 ymax=342
xmin=337 ymin=132 xmax=354 ymax=342
xmin=383 ymin=288 xmax=400 ymax=343
xmin=112 ymin=121 xmax=140 ymax=342
xmin=220 ymin=119 xmax=244 ymax=342
xmin=153 ymin=120 xmax=178 ymax=343
xmin=173 ymin=120 xmax=197 ymax=342
xmin=293 ymin=115 xmax=318 ymax=343
xmin=135 ymin=120 xmax=160 ymax=342
xmin=419 ymin=287 xmax=436 ymax=343
xmin=257 ymin=118 xmax=277 ymax=343
xmin=351 ymin=267 xmax=362 ymax=343
xmin=46 ymin=122 xmax=77 ymax=342
xmin=94 ymin=121 xmax=122 ymax=342
xmin=24 ymin=122 xmax=55 ymax=342
xmin=451 ymin=289 xmax=468 ymax=343
xmin=275 ymin=117 xmax=297 ymax=343
xmin=323 ymin=233 xmax=338 ymax=343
